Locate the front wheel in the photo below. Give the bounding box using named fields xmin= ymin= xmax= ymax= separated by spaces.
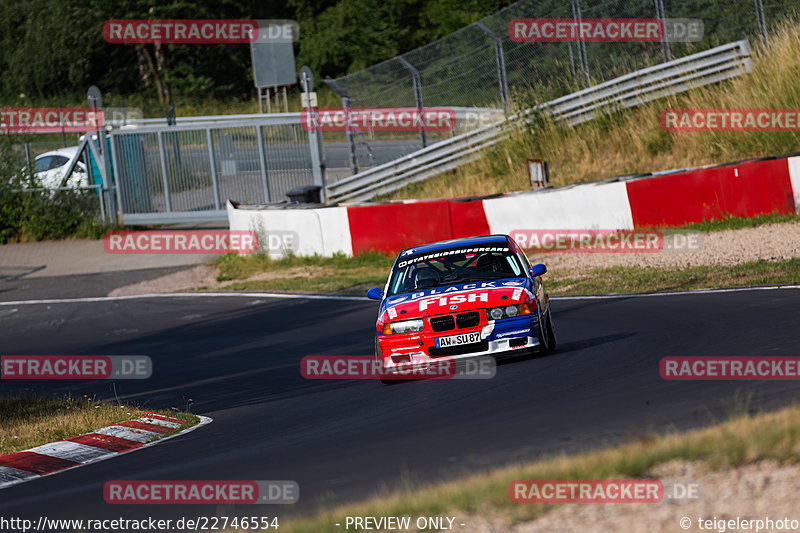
xmin=539 ymin=306 xmax=557 ymax=354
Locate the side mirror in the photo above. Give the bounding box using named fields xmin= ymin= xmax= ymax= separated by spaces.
xmin=530 ymin=264 xmax=547 ymax=277
xmin=367 ymin=288 xmax=385 ymax=300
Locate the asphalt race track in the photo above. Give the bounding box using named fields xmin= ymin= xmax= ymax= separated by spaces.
xmin=1 ymin=288 xmax=799 ymax=522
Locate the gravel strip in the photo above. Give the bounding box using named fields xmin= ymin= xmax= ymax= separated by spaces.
xmin=108 ymin=265 xmax=217 ymax=296
xmin=461 ymin=460 xmax=800 ymax=533
xmin=528 ymin=221 xmax=800 ymax=270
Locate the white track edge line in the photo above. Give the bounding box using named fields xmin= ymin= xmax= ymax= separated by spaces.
xmin=0 ymin=415 xmax=212 ymax=491
xmin=0 ymin=284 xmax=799 ymax=306
xmin=551 ymin=284 xmax=800 ymax=300
xmin=0 ymin=292 xmax=366 ymax=305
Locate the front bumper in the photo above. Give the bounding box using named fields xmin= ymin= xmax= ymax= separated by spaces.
xmin=378 ymin=315 xmax=540 ymax=373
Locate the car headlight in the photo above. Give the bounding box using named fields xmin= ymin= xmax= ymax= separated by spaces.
xmin=487 ymin=303 xmax=534 ymax=320
xmin=385 ymin=319 xmax=424 ymax=334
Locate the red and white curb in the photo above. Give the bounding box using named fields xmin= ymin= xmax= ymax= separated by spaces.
xmin=0 ymin=412 xmax=211 ymax=490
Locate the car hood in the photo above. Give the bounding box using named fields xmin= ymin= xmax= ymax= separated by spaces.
xmin=379 ymin=278 xmax=532 ymax=320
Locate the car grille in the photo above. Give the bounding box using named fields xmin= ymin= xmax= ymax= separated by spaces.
xmin=429 ymin=340 xmax=488 ymax=357
xmin=431 ymin=311 xmax=482 ymax=332
xmin=430 ymin=315 xmax=455 ymax=332
xmin=456 ymin=311 xmax=480 ymax=328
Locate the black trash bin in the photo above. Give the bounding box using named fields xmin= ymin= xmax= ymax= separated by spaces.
xmin=286 ymin=185 xmax=322 ymax=204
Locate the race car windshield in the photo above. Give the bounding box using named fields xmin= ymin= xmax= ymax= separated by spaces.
xmin=388 ymin=246 xmax=525 ymax=295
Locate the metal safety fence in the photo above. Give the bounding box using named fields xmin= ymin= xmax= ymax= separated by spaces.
xmin=324 ymin=0 xmax=797 ymax=116
xmin=109 ymin=116 xmax=318 ymax=224
xmin=326 ymin=40 xmax=753 ymax=203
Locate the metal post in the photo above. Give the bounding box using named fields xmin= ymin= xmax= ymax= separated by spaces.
xmin=755 ymin=0 xmax=767 ymax=38
xmin=59 ymin=106 xmax=66 ymax=147
xmin=97 ymin=184 xmax=106 ymax=221
xmin=98 ymin=127 xmax=116 ymax=220
xmin=397 ymin=56 xmax=427 ymax=148
xmin=89 ymin=143 xmax=106 ymax=222
xmin=571 ymin=0 xmax=590 ymax=84
xmin=475 ymin=22 xmax=510 ymax=115
xmin=323 ymin=77 xmax=360 ymax=175
xmin=342 ymin=96 xmax=358 ymax=175
xmin=108 ymin=132 xmax=123 ymax=223
xmin=255 ymin=125 xmax=271 ymax=202
xmin=258 ymin=87 xmax=272 ymax=114
xmin=654 ymin=0 xmax=671 ymax=62
xmin=24 ymin=143 xmax=32 ymax=176
xmin=86 ymin=87 xmax=116 ymax=221
xmin=205 ymin=128 xmax=221 ymax=209
xmin=156 ymin=131 xmax=172 ymax=212
xmin=300 ymin=66 xmax=327 ymax=203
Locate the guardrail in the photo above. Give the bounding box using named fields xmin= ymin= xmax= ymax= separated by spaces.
xmin=327 ymin=40 xmax=752 ymax=204
xmin=326 ymin=121 xmax=508 ymax=203
xmin=541 ymin=40 xmax=753 ymax=125
xmin=110 ymin=107 xmax=504 ymax=128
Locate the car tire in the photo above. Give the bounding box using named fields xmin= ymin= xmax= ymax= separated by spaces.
xmin=539 ymin=306 xmax=557 ymax=355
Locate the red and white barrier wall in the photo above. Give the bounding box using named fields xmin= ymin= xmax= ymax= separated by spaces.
xmin=228 ymin=154 xmax=800 ymax=257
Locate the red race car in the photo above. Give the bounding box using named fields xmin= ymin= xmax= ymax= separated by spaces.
xmin=367 ymin=234 xmax=556 ymax=383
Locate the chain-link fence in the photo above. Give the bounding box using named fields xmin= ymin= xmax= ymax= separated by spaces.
xmin=324 ymin=0 xmax=799 ymax=161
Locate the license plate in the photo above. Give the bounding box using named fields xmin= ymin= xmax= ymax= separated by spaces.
xmin=435 ymin=331 xmax=481 ymax=348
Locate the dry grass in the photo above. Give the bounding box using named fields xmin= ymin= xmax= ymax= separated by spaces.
xmin=0 ymin=394 xmax=196 ymax=454
xmin=208 ymin=250 xmax=393 ymax=294
xmin=544 ymin=258 xmax=800 ymax=295
xmin=384 ymin=20 xmax=800 ymax=201
xmin=241 ymin=402 xmax=800 ymax=533
xmin=209 ymin=250 xmax=800 ymax=296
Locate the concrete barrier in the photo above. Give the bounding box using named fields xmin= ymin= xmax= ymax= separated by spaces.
xmin=227 ymin=153 xmax=800 ymax=257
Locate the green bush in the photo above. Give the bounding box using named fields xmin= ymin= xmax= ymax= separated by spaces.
xmin=0 ymin=134 xmax=114 ymax=243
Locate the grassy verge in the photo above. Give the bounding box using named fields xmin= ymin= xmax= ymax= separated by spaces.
xmin=382 ymin=19 xmax=800 ymax=201
xmin=209 ymin=252 xmax=800 ymax=297
xmin=208 ymin=251 xmax=394 ymax=294
xmin=239 ymin=402 xmax=800 ymax=532
xmin=0 ymin=394 xmax=199 ymax=455
xmin=546 ymin=258 xmax=800 ymax=295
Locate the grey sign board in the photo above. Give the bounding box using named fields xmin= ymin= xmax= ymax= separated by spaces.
xmin=250 ymin=20 xmax=299 ymax=88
